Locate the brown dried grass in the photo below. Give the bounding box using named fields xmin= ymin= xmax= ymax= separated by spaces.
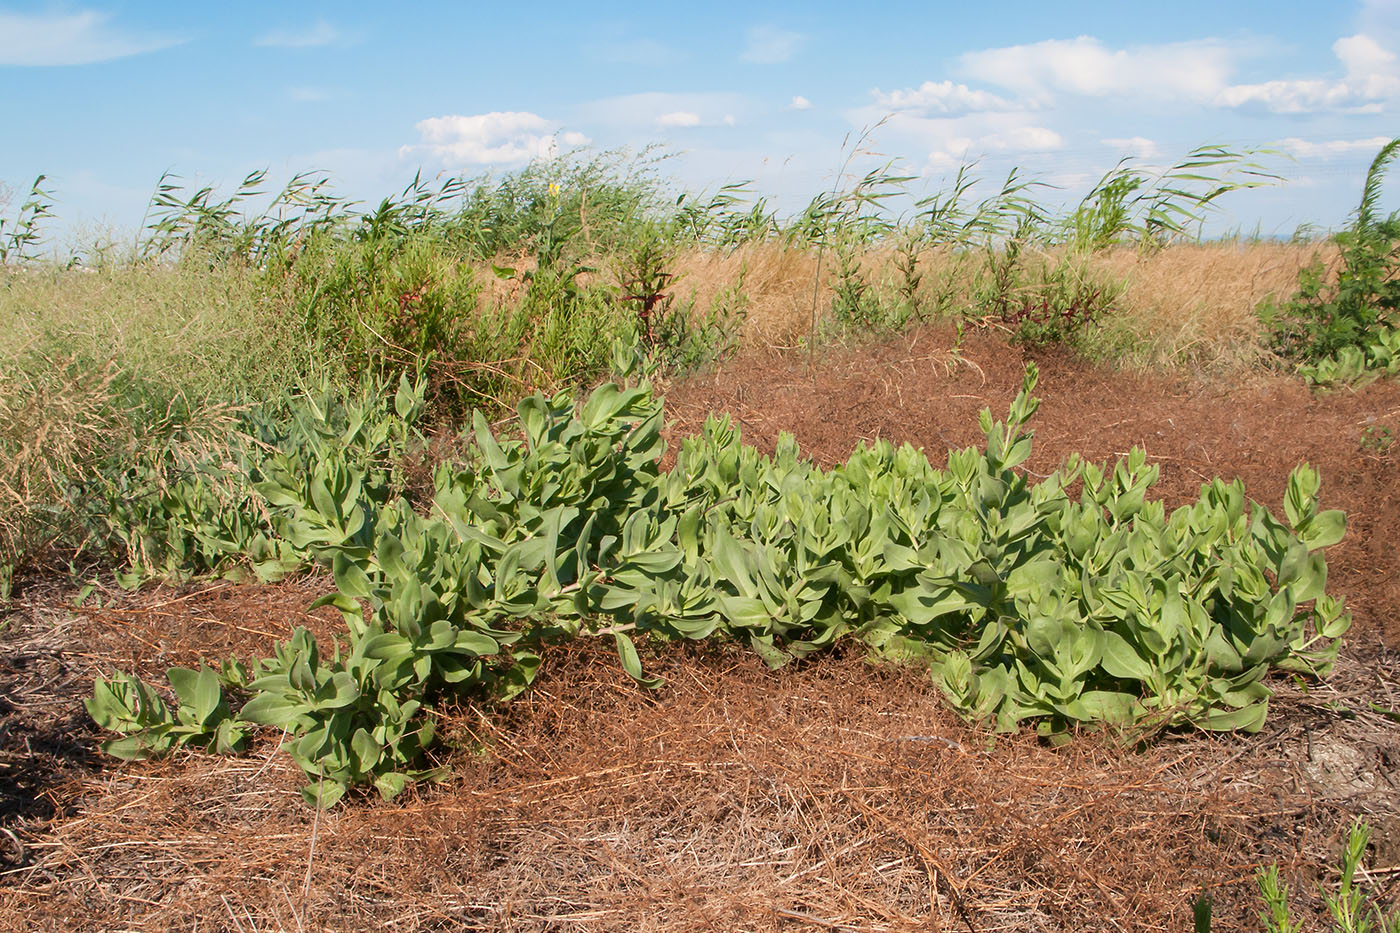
xmin=0 ymin=352 xmax=248 ymax=572
xmin=5 ymin=579 xmax=1395 ymax=932
xmin=670 ymin=241 xmax=1329 ymax=373
xmin=674 ymin=244 xmax=824 ymax=348
xmin=1083 ymin=242 xmax=1333 ymax=371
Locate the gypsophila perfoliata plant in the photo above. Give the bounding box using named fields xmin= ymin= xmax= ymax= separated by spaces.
xmin=87 ymin=354 xmax=1350 ymax=804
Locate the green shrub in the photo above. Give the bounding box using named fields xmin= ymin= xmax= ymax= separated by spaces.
xmin=1265 ymin=138 xmax=1400 ymax=367
xmin=88 ymin=365 xmax=1351 ymax=803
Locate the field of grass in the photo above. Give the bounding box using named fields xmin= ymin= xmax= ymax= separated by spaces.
xmin=2 ymin=141 xmax=1400 ymax=930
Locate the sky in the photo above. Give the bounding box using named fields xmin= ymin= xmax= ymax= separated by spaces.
xmin=3 ymin=1 xmax=1400 ymax=246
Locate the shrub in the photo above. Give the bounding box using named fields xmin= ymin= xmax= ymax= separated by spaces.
xmin=1265 ymin=138 xmax=1400 ymax=365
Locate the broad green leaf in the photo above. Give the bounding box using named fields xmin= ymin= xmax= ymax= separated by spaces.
xmin=1101 ymin=630 xmax=1152 ymax=681
xmin=613 ymin=632 xmax=663 ymax=688
xmin=302 ymin=779 xmax=347 ymax=809
xmin=332 ymin=552 xmax=372 ymax=600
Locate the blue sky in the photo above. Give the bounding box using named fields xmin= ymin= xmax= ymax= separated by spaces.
xmin=3 ymin=1 xmax=1400 ymax=244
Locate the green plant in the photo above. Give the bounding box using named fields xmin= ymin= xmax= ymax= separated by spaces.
xmin=1266 ymin=138 xmax=1400 ymax=365
xmin=0 ymin=175 xmax=55 ymax=264
xmin=998 ymin=253 xmax=1124 ymax=348
xmin=86 ymin=666 xmax=245 ymax=760
xmin=1299 ymin=327 xmax=1400 ymax=388
xmin=1065 ymin=144 xmax=1282 ymax=251
xmin=1361 ymin=424 xmax=1396 ymax=455
xmin=1246 ymin=822 xmax=1400 ymax=933
xmin=87 ymin=365 xmax=1353 ymax=803
xmin=829 ymin=231 xmax=875 ymax=327
xmin=616 ymin=221 xmax=678 ymax=347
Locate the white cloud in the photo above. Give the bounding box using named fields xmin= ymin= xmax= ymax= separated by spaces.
xmin=0 ymin=9 xmax=183 ymax=66
xmin=850 ymin=81 xmax=1060 ymax=171
xmin=577 ymin=92 xmax=749 ymax=129
xmin=741 ymin=25 xmax=804 ymax=64
xmin=1278 ymin=135 xmax=1392 ymax=158
xmin=956 ymin=31 xmax=1400 ymax=115
xmin=1218 ymin=34 xmax=1400 ymax=112
xmin=959 ymin=36 xmax=1235 ymax=102
xmin=288 ymin=86 xmax=332 ymax=103
xmin=401 ymin=112 xmax=590 ymax=166
xmin=1217 ymin=79 xmax=1362 ymax=113
xmin=657 ymin=111 xmax=702 ymax=127
xmin=874 ymin=111 xmax=1064 ymax=169
xmin=588 ymin=34 xmax=678 ymax=66
xmin=983 ymin=125 xmax=1064 ymax=152
xmin=1101 ymin=136 xmax=1159 ymax=159
xmin=790 ymin=95 xmax=813 ymax=111
xmin=256 ymin=19 xmax=345 ymax=48
xmin=874 ymin=80 xmax=1018 ymax=115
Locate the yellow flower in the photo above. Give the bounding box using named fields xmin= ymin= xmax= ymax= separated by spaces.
xmin=548 ymin=183 xmax=561 ymax=196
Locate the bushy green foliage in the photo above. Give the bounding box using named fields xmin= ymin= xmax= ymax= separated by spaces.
xmin=1266 ymin=139 xmax=1400 ymax=372
xmin=88 ymin=361 xmax=1350 ymax=804
xmin=445 ymin=150 xmax=667 ymax=261
xmin=972 ymin=233 xmax=1124 ymax=348
xmin=1298 ymin=326 xmax=1400 ymax=387
xmin=289 ymin=232 xmax=482 ymax=372
xmin=67 ymin=372 xmax=428 ymax=588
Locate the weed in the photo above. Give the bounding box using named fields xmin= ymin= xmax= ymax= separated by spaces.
xmin=1361 ymin=424 xmax=1395 ymax=455
xmin=1242 ymin=822 xmax=1400 ymax=933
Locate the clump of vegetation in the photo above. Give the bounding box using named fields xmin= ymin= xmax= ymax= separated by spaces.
xmin=1265 ymin=137 xmax=1400 ymax=384
xmin=80 ymin=361 xmax=1350 ymax=804
xmin=1195 ymin=821 xmax=1400 ymax=933
xmin=0 ymin=140 xmax=1305 ymax=587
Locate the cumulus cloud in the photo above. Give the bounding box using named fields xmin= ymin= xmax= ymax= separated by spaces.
xmin=875 ymin=110 xmax=1064 ymax=168
xmin=790 ymin=95 xmax=813 ymax=111
xmin=1278 ymin=135 xmax=1393 ymax=158
xmin=401 ymin=112 xmax=589 ymax=166
xmin=1101 ymin=136 xmax=1159 ymax=159
xmin=874 ymin=80 xmax=1018 ymax=115
xmin=850 ymin=80 xmax=1060 ymax=171
xmin=954 ymin=31 xmax=1400 ymax=115
xmin=0 ymin=9 xmax=183 ymax=66
xmin=657 ymin=111 xmax=702 ymax=127
xmin=1218 ymin=34 xmax=1400 ymax=112
xmin=959 ymin=36 xmax=1234 ymax=101
xmin=923 ymin=126 xmax=1065 ymax=167
xmin=577 ymin=92 xmax=749 ymax=128
xmin=255 ymin=19 xmax=346 ymax=48
xmin=741 ymin=25 xmax=804 ymax=64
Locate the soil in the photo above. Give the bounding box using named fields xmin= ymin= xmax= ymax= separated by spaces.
xmin=1 ymin=329 xmax=1397 ymax=932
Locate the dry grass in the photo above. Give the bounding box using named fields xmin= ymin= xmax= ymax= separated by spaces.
xmin=1085 ymin=242 xmax=1332 ymax=371
xmin=0 ymin=263 xmax=307 ymax=400
xmin=3 ymin=574 xmax=1394 ymax=932
xmin=672 ymin=241 xmax=1328 ymax=371
xmin=674 ymin=244 xmax=825 ymax=348
xmin=0 ymin=355 xmax=123 ymax=564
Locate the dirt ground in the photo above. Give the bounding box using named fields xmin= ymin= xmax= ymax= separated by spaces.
xmin=2 ymin=329 xmax=1399 ymax=931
